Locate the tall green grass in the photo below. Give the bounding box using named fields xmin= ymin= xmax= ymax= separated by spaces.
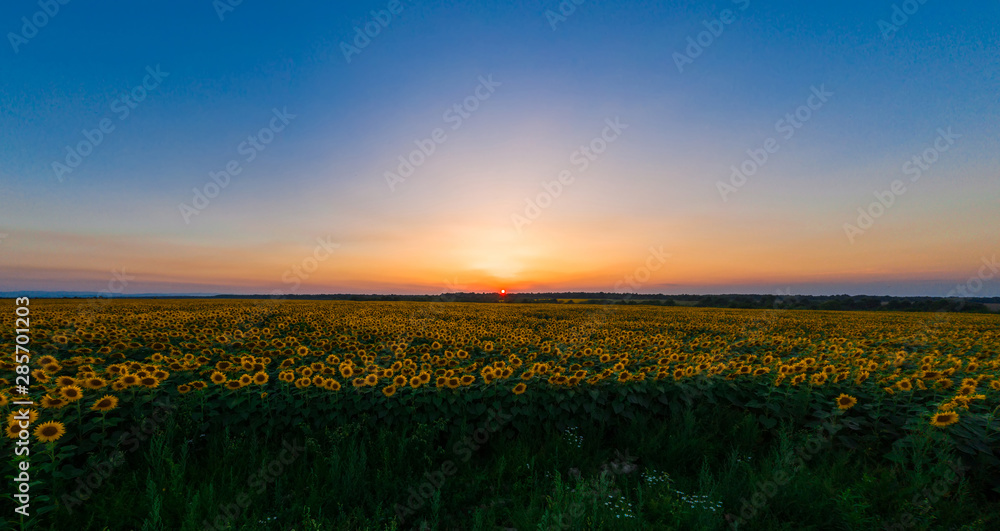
xmin=10 ymin=398 xmax=995 ymax=531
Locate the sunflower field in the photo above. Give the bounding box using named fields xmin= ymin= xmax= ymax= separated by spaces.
xmin=2 ymin=299 xmax=999 ymax=530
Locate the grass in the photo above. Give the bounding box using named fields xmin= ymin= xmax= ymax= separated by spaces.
xmin=11 ymin=398 xmax=997 ymax=531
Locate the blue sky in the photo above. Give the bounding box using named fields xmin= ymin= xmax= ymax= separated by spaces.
xmin=1 ymin=0 xmax=998 ymax=296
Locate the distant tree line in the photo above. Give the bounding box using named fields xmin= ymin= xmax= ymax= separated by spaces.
xmin=207 ymin=293 xmax=999 ymax=313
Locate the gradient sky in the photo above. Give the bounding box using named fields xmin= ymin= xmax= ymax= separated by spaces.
xmin=1 ymin=0 xmax=999 ymax=296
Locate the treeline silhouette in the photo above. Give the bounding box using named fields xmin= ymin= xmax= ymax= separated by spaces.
xmin=209 ymin=293 xmax=999 ymax=313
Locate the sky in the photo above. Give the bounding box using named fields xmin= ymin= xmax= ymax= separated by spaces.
xmin=1 ymin=0 xmax=998 ymax=297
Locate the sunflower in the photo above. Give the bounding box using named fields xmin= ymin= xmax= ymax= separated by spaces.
xmin=512 ymin=383 xmax=527 ymax=395
xmin=991 ymin=380 xmax=1000 ymax=391
xmin=327 ymin=379 xmax=342 ymax=391
xmin=140 ymin=377 xmax=160 ymax=388
xmin=895 ymin=379 xmax=913 ymax=392
xmin=930 ymin=411 xmax=960 ymax=428
xmin=409 ymin=376 xmax=421 ymax=389
xmin=85 ymin=377 xmax=107 ymax=389
xmin=34 ymin=421 xmax=67 ymax=443
xmin=835 ymin=394 xmax=857 ymax=410
xmin=41 ymin=395 xmax=67 ymax=409
xmin=225 ymin=380 xmax=243 ymax=390
xmin=253 ymin=372 xmax=269 ymax=385
xmin=91 ymin=395 xmax=119 ymax=411
xmin=460 ymin=375 xmax=475 ymax=386
xmin=446 ymin=377 xmax=460 ymax=389
xmin=790 ymin=374 xmax=806 ymax=386
xmin=121 ymin=374 xmax=139 ymax=387
xmin=364 ymin=374 xmax=378 ymax=386
xmin=5 ymin=423 xmax=23 ymax=439
xmin=382 ymin=385 xmax=397 ymax=397
xmin=210 ymin=371 xmax=227 ymax=384
xmin=351 ymin=377 xmax=366 ymax=388
xmin=59 ymin=385 xmax=84 ymax=402
xmin=238 ymin=374 xmax=252 ymax=386
xmin=939 ymin=400 xmax=958 ymax=411
xmin=177 ymin=384 xmax=192 ymax=394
